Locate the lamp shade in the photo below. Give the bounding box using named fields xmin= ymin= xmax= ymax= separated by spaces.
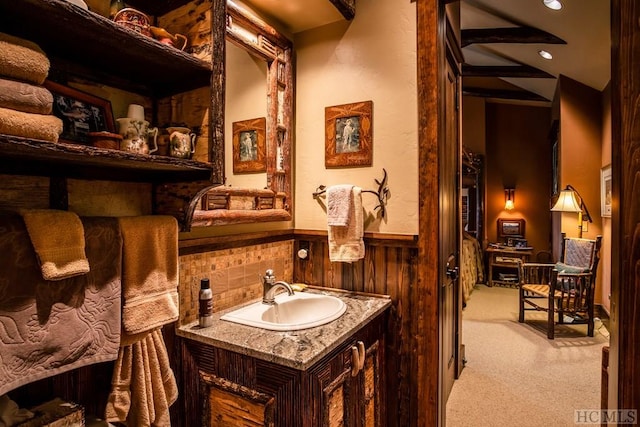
xmin=551 ymin=189 xmax=582 ymax=213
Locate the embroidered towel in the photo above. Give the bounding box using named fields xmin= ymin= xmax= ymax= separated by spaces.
xmin=0 ymin=77 xmax=53 ymax=114
xmin=20 ymin=209 xmax=90 ymax=280
xmin=118 ymin=216 xmax=179 ymax=335
xmin=328 ymin=186 xmax=365 ymax=262
xmin=327 ymin=184 xmax=354 ymax=226
xmin=0 ymin=216 xmax=122 ymax=396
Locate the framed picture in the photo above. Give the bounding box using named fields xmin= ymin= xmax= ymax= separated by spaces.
xmin=232 ymin=117 xmax=266 ymax=173
xmin=44 ymin=80 xmax=115 ymax=145
xmin=497 ymin=218 xmax=525 ymax=239
xmin=325 ymin=100 xmax=373 ymax=168
xmin=601 ymin=164 xmax=612 ymax=217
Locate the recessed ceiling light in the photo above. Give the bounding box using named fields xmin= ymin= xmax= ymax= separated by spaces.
xmin=539 ymin=50 xmax=553 ymax=60
xmin=543 ymin=0 xmax=563 ymax=10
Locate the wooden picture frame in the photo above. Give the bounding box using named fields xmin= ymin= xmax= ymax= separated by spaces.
xmin=497 ymin=218 xmax=525 ymax=239
xmin=601 ymin=164 xmax=612 ymax=217
xmin=233 ymin=117 xmax=266 ymax=173
xmin=325 ymin=100 xmax=373 ymax=168
xmin=44 ymin=80 xmax=115 ymax=145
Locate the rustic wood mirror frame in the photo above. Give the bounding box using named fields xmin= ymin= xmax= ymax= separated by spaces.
xmin=189 ymin=0 xmax=293 ymax=228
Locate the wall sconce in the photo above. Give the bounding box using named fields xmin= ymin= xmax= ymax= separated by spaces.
xmin=504 ymin=188 xmax=515 ymax=211
xmin=550 ymin=184 xmax=592 ymax=238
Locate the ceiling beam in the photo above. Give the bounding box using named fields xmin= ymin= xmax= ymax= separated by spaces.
xmin=328 ymin=0 xmax=355 ymax=20
xmin=462 ymin=26 xmax=566 ymax=47
xmin=462 ymin=87 xmax=550 ymax=102
xmin=462 ymin=64 xmax=555 ymax=79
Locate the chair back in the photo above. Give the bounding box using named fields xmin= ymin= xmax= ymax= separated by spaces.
xmin=561 ymin=236 xmax=602 ymax=271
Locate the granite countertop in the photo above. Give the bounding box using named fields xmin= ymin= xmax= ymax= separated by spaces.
xmin=176 ymin=287 xmax=391 ymax=371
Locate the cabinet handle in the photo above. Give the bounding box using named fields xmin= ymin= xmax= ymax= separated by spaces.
xmin=351 ymin=345 xmax=360 ymax=376
xmin=351 ymin=341 xmax=366 ymax=376
xmin=357 ymin=341 xmax=365 ymax=370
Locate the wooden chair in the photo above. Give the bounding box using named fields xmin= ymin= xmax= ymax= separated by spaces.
xmin=518 ymin=235 xmax=602 ymax=339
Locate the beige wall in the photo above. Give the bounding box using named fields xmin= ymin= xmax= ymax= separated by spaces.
xmin=485 ymin=102 xmax=552 ymax=254
xmin=293 ymin=0 xmax=418 ymax=234
xmin=556 ymin=75 xmax=604 ymax=303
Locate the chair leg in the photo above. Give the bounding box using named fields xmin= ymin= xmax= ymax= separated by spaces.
xmin=518 ymin=286 xmax=524 ymax=323
xmin=547 ymin=297 xmax=555 ymax=339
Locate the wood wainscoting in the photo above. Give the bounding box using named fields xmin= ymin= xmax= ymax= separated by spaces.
xmin=293 ymin=230 xmax=418 ymax=427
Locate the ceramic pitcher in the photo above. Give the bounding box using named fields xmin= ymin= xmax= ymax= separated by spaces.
xmin=167 ymin=126 xmax=196 ymax=159
xmin=117 ymin=118 xmax=158 ymax=155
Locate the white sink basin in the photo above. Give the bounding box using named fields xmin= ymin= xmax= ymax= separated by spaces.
xmin=220 ymin=292 xmax=347 ymax=331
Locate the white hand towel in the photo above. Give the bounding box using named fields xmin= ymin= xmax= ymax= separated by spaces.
xmin=327 ymin=184 xmax=354 ymax=226
xmin=328 ymin=186 xmax=365 ymax=262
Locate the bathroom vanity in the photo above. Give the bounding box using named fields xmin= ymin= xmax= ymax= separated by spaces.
xmin=176 ymin=288 xmax=391 ymax=427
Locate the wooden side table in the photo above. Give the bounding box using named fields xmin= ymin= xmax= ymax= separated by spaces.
xmin=486 ymin=247 xmax=533 ymax=287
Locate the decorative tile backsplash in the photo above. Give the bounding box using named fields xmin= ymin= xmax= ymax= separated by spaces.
xmin=178 ymin=240 xmax=294 ymax=325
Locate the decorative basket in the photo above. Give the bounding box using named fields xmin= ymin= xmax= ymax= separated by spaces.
xmin=113 ymin=8 xmax=152 ymax=37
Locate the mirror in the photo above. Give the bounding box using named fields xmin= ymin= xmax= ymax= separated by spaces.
xmin=191 ymin=0 xmax=293 ymax=227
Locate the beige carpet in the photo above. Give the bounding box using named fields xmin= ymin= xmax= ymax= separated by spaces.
xmin=446 ymin=284 xmax=609 ymax=427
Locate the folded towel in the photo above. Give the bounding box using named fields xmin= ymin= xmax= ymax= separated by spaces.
xmin=105 ymin=328 xmax=178 ymax=427
xmin=0 ymin=32 xmax=50 ymax=85
xmin=0 ymin=77 xmax=53 ymax=114
xmin=0 ymin=215 xmax=122 ymax=396
xmin=0 ymin=107 xmax=62 ymax=142
xmin=118 ymin=216 xmax=179 ymax=335
xmin=19 ymin=209 xmax=90 ymax=281
xmin=328 ymin=186 xmax=365 ymax=262
xmin=327 ymin=184 xmax=354 ymax=226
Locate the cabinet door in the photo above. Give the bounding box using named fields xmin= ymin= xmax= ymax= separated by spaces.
xmin=313 ymin=340 xmax=382 ymax=427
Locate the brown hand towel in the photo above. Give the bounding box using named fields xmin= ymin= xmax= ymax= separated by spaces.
xmin=0 ymin=107 xmax=62 ymax=142
xmin=118 ymin=216 xmax=179 ymax=335
xmin=19 ymin=209 xmax=90 ymax=281
xmin=0 ymin=32 xmax=50 ymax=85
xmin=0 ymin=77 xmax=53 ymax=114
xmin=105 ymin=328 xmax=178 ymax=427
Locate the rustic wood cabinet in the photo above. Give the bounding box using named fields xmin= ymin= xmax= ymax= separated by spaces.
xmin=180 ymin=309 xmax=387 ymax=427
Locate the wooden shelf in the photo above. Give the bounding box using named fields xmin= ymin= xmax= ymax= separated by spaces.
xmin=0 ymin=0 xmax=212 ymax=97
xmin=0 ymin=135 xmax=213 ymax=183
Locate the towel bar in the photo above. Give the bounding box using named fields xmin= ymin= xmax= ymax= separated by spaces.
xmin=312 ymin=168 xmax=390 ymax=219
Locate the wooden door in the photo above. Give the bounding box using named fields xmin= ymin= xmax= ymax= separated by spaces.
xmin=440 ymin=51 xmax=460 ymax=403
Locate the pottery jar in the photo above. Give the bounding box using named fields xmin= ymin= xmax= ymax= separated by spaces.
xmin=167 ymin=126 xmax=196 ymax=159
xmin=117 ymin=118 xmax=158 ymax=155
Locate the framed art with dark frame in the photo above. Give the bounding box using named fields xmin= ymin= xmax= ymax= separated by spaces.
xmin=44 ymin=80 xmax=115 ymax=145
xmin=497 ymin=218 xmax=526 ymax=239
xmin=325 ymin=100 xmax=373 ymax=168
xmin=601 ymin=164 xmax=612 ymax=217
xmin=232 ymin=117 xmax=266 ymax=173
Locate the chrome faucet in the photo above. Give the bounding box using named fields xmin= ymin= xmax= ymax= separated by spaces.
xmin=262 ymin=269 xmax=294 ymax=305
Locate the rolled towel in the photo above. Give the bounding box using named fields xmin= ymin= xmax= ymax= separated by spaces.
xmin=19 ymin=209 xmax=90 ymax=281
xmin=0 ymin=32 xmax=50 ymax=85
xmin=0 ymin=77 xmax=53 ymax=114
xmin=0 ymin=107 xmax=62 ymax=142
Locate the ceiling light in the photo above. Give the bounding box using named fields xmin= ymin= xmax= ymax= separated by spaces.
xmin=538 ymin=50 xmax=553 ymax=60
xmin=543 ymin=0 xmax=563 ymax=10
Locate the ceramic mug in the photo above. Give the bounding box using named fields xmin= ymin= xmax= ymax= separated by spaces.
xmin=117 ymin=117 xmax=158 ymax=155
xmin=167 ymin=126 xmax=196 ymax=159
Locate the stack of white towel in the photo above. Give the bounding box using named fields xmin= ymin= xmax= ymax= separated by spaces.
xmin=0 ymin=32 xmax=62 ymax=142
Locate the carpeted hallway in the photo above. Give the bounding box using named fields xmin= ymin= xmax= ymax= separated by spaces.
xmin=446 ymin=284 xmax=609 ymax=427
